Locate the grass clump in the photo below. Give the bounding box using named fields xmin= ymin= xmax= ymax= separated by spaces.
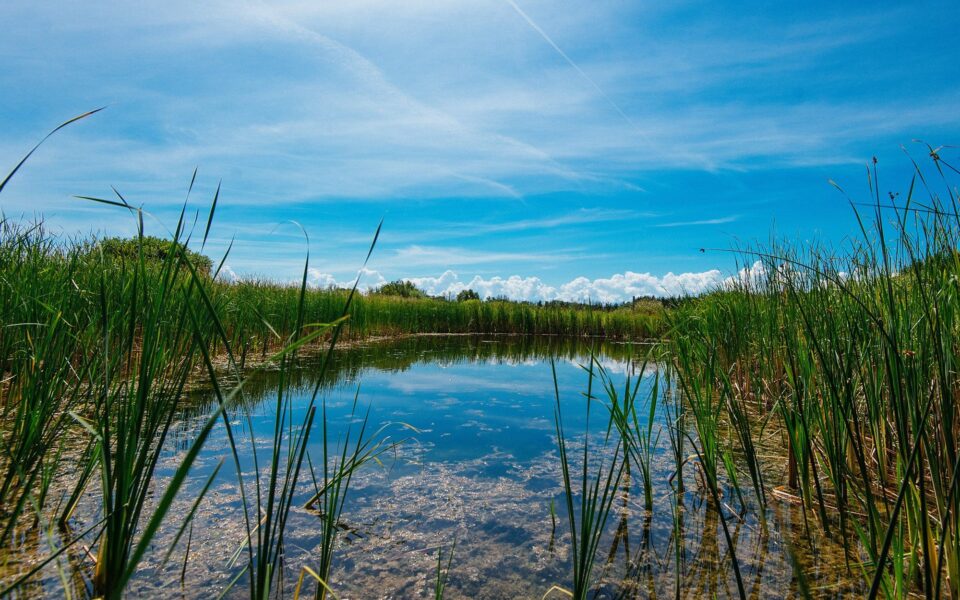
xmin=549 ymin=358 xmax=626 ymax=600
xmin=668 ymin=148 xmax=960 ymax=598
xmin=0 ymin=113 xmax=384 ymax=599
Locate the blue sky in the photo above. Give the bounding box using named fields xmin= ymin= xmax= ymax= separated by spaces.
xmin=1 ymin=0 xmax=958 ymax=300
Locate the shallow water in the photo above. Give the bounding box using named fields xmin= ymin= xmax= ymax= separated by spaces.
xmin=10 ymin=335 xmax=865 ymax=598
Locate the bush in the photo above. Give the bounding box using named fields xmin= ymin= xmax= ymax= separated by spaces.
xmin=92 ymin=235 xmax=214 ymax=276
xmin=371 ymin=280 xmax=427 ymax=298
xmin=456 ymin=289 xmax=480 ymax=302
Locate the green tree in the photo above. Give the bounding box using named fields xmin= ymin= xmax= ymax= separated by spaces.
xmin=92 ymin=236 xmax=214 ymax=276
xmin=456 ymin=289 xmax=480 ymax=302
xmin=372 ymin=280 xmax=427 ymax=298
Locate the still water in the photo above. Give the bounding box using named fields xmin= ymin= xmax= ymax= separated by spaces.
xmin=137 ymin=336 xmax=860 ymax=598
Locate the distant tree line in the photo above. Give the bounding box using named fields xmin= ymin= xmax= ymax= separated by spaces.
xmin=369 ymin=279 xmax=681 ymax=310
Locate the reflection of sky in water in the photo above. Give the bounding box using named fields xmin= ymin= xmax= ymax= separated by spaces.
xmin=564 ymin=356 xmax=660 ymax=377
xmin=21 ymin=336 xmax=864 ymax=599
xmin=231 ymin=344 xmax=641 ymax=469
xmin=349 ymin=360 xmax=601 ymax=463
xmin=152 ymin=342 xmax=660 ymax=597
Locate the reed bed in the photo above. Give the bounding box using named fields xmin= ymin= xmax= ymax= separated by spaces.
xmin=0 ymin=210 xmax=228 ymax=598
xmin=217 ymin=281 xmax=663 ymax=360
xmin=0 ymin=117 xmax=384 ymax=598
xmin=664 ymin=150 xmax=960 ymax=599
xmin=545 ymin=150 xmax=960 ymax=599
xmin=0 ymin=215 xmax=658 ymax=597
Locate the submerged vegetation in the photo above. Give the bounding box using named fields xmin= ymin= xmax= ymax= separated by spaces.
xmin=1 ymin=114 xmax=959 ymax=598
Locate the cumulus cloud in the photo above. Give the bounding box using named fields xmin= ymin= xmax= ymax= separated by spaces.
xmin=307 ymin=266 xmax=385 ymax=290
xmin=409 ymin=272 xmax=559 ymax=301
xmin=556 ymin=270 xmax=725 ymax=302
xmin=216 ymin=264 xmax=240 ymax=283
xmin=721 ymin=259 xmax=845 ymax=291
xmin=295 ymin=267 xmax=730 ymax=302
xmin=721 ymin=259 xmax=856 ymax=292
xmin=723 ymin=260 xmax=766 ymax=289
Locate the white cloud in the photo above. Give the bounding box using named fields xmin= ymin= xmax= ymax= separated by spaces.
xmin=307 ymin=266 xmax=385 ymax=290
xmin=427 ymin=268 xmax=728 ymax=301
xmin=655 ymin=215 xmax=739 ymax=228
xmin=3 ymin=0 xmax=956 ymax=220
xmin=556 ymin=270 xmax=726 ymax=302
xmin=216 ymin=263 xmax=239 ymax=282
xmin=723 ymin=260 xmax=767 ymax=290
xmin=307 ymin=270 xmax=340 ymax=288
xmin=295 ymin=267 xmax=726 ymax=301
xmin=385 ymin=246 xmax=576 ymax=268
xmin=721 ymin=259 xmax=858 ymax=291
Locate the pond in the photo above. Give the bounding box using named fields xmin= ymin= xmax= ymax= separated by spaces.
xmin=34 ymin=335 xmax=864 ymax=598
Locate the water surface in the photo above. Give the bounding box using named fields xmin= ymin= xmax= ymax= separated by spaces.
xmin=38 ymin=335 xmax=865 ymax=598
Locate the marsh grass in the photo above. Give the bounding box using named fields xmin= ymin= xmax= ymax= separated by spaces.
xmin=82 ymin=205 xmax=229 ymax=600
xmin=0 ymin=221 xmax=92 ymax=544
xmin=601 ymin=356 xmax=660 ymax=512
xmin=550 ymin=358 xmax=626 ymax=599
xmin=668 ymin=148 xmax=960 ymax=598
xmin=0 ymin=112 xmax=233 ymax=598
xmin=304 ymin=385 xmax=408 ymax=599
xmin=215 ymin=282 xmax=664 ymax=354
xmin=433 ymin=539 xmax=455 ymax=600
xmin=0 ymin=114 xmax=387 ymax=599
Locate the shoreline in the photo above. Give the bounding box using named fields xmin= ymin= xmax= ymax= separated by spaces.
xmin=192 ymin=331 xmax=664 ymax=392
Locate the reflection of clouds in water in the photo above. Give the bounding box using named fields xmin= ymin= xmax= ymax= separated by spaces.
xmin=461 ymin=419 xmax=496 ymax=433
xmin=565 ymin=357 xmax=661 ymax=377
xmin=109 ymin=416 xmax=863 ymax=600
xmin=425 ymin=396 xmax=460 ymax=409
xmin=58 ymin=340 xmax=864 ymax=599
xmin=434 ymin=358 xmax=541 ymax=369
xmin=484 ymin=357 xmax=540 ymax=367
xmin=386 ymin=371 xmax=543 ymax=394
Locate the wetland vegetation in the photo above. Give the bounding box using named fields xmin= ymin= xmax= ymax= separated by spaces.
xmin=1 ymin=121 xmax=960 ymax=599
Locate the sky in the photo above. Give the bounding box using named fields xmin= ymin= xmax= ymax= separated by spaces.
xmin=1 ymin=0 xmax=959 ymax=301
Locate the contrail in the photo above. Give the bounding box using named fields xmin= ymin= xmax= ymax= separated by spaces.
xmin=503 ymin=0 xmax=654 ymax=148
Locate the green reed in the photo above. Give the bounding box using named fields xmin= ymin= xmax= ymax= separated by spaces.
xmin=304 ymin=386 xmax=403 ymax=599
xmin=0 ymin=113 xmax=380 ymax=599
xmin=192 ymin=225 xmax=379 ymax=600
xmin=433 ymin=539 xmax=455 ymax=600
xmin=670 ymin=325 xmax=747 ymax=599
xmin=210 ymin=282 xmax=664 ymax=351
xmin=0 ymin=221 xmax=90 ymax=544
xmin=599 ymin=356 xmax=659 ymax=512
xmin=0 ymin=114 xmax=229 ymax=598
xmin=83 ymin=205 xmax=226 ymax=600
xmin=550 ymin=358 xmax=625 ymax=600
xmin=668 ymin=149 xmax=960 ymax=598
